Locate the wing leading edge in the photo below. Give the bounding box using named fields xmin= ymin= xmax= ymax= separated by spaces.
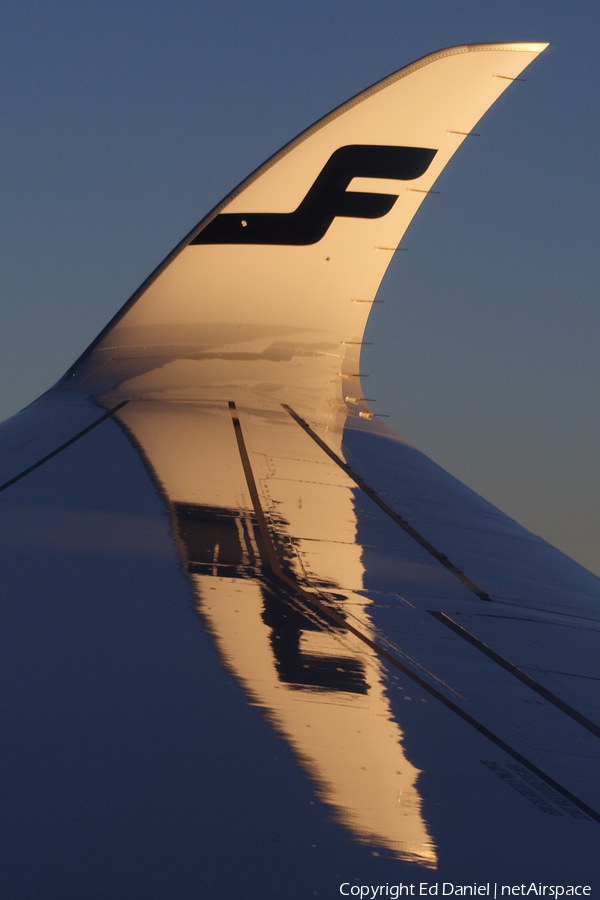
xmin=5 ymin=42 xmax=600 ymax=898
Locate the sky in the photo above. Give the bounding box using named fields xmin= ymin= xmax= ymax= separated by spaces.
xmin=1 ymin=0 xmax=598 ymax=575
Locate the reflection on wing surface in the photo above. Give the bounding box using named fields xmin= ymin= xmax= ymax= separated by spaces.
xmin=6 ymin=42 xmax=600 ymax=894
xmin=117 ymin=399 xmax=437 ymax=865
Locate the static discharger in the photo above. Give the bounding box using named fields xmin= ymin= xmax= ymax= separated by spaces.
xmin=374 ymin=247 xmax=408 ymax=252
xmin=339 ymin=372 xmax=369 ymax=378
xmin=494 ymin=74 xmax=527 ymax=81
xmin=345 ymin=396 xmax=376 ymax=403
xmin=408 ymin=188 xmax=441 ymax=194
xmin=359 ymin=411 xmax=390 ymax=419
xmin=447 ymin=130 xmax=480 ymax=136
xmin=342 ymin=341 xmax=373 ymax=345
xmin=352 ymin=298 xmax=384 ymax=303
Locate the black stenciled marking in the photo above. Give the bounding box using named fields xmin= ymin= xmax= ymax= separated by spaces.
xmin=480 ymin=761 xmax=563 ymax=817
xmin=193 ymin=145 xmax=437 ymax=246
xmin=506 ymin=764 xmax=591 ymax=820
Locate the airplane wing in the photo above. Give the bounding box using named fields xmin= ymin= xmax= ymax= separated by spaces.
xmin=4 ymin=42 xmax=600 ymax=898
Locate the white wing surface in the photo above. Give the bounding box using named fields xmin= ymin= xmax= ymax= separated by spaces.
xmin=5 ymin=43 xmax=600 ymax=899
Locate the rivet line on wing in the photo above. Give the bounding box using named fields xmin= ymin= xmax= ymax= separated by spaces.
xmin=0 ymin=401 xmax=130 ymax=494
xmin=281 ymin=403 xmax=492 ymax=602
xmin=228 ymin=401 xmax=600 ymax=825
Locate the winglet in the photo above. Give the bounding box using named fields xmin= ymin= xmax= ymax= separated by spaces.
xmin=61 ymin=43 xmax=547 ymax=428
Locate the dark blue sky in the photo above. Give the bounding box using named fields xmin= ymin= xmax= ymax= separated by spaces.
xmin=1 ymin=0 xmax=598 ymax=573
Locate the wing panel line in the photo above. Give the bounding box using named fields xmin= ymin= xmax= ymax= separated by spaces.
xmin=281 ymin=403 xmax=492 ymax=601
xmin=229 ymin=401 xmax=600 ymax=824
xmin=429 ymin=610 xmax=600 ymax=739
xmin=0 ymin=401 xmax=130 ymax=494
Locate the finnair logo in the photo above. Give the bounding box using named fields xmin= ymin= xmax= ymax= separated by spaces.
xmin=192 ymin=144 xmax=437 ymax=247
